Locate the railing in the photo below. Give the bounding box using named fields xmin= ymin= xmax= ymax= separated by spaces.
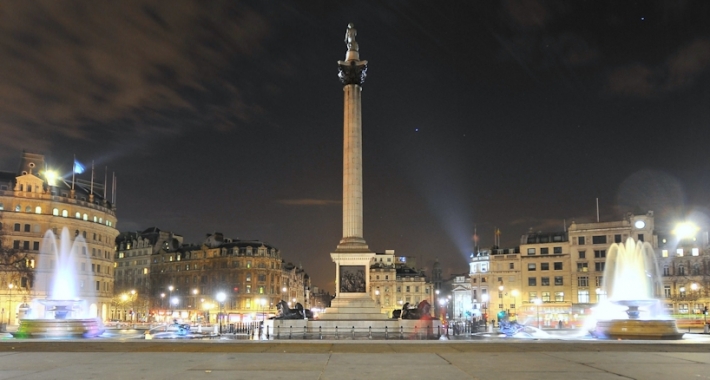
xmin=261 ymin=324 xmax=442 ymax=340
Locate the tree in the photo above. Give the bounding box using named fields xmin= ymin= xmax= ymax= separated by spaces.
xmin=0 ymin=228 xmax=35 ymax=298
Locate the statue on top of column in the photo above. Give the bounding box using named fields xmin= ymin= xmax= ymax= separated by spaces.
xmin=345 ymin=23 xmax=359 ymax=52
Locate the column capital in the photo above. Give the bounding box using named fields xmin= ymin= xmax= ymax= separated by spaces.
xmin=338 ymin=60 xmax=368 ymax=86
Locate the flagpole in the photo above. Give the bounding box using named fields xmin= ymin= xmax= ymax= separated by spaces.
xmin=103 ymin=166 xmax=108 ymax=199
xmin=90 ymin=161 xmax=94 ymax=195
xmin=72 ymin=155 xmax=76 ymax=190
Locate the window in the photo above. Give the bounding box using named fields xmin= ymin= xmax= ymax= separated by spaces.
xmin=553 ymin=247 xmax=562 ymax=254
xmin=23 ymin=241 xmax=29 ymax=250
xmin=528 ymin=263 xmax=536 ymax=271
xmin=676 ymin=249 xmax=684 ymax=257
xmin=15 ymin=205 xmax=21 ymax=212
xmin=678 ymin=265 xmax=685 ymax=276
xmin=527 ymin=248 xmax=535 ymax=255
xmin=578 ymin=290 xmax=590 ymax=303
xmin=664 ymin=285 xmax=671 ymax=297
xmin=554 ymin=276 xmax=563 ymax=285
xmin=577 ymin=262 xmax=588 ymax=272
xmin=14 ymin=223 xmax=20 ymax=231
xmin=540 ymin=247 xmax=549 ymax=255
xmin=594 ymin=262 xmax=605 ymax=272
xmin=578 ymin=276 xmax=588 ymax=287
xmin=594 ymin=250 xmax=606 ymax=258
xmin=35 ymin=206 xmax=41 ymax=214
xmin=33 ymin=241 xmax=39 ymax=250
xmin=13 ymin=241 xmax=20 ymax=249
xmin=637 ymin=234 xmax=644 ymax=242
xmin=614 ymin=234 xmax=622 ymax=243
xmin=692 ymin=248 xmax=700 ymax=256
xmin=246 ymin=285 xmax=251 ymax=293
xmin=406 ymin=286 xmax=410 ymax=292
xmin=246 ymin=273 xmax=251 ymax=282
xmin=528 ymin=277 xmax=537 ymax=286
xmin=53 ymin=208 xmax=59 ymax=216
xmin=541 ymin=277 xmax=550 ymax=286
xmin=555 ymin=292 xmax=564 ymax=302
xmin=662 ymin=250 xmax=669 ymax=257
xmin=595 ymin=276 xmax=603 ymax=287
xmin=554 ymin=262 xmax=563 ymax=270
xmin=592 ymin=235 xmax=606 ymax=244
xmin=528 ymin=291 xmax=537 ymax=302
xmin=258 ymin=274 xmax=266 ymax=282
xmin=542 ymin=292 xmax=551 ymax=302
xmin=509 ymin=263 xmax=514 ymax=269
xmin=541 ymin=263 xmax=549 ymax=271
xmin=24 ymin=224 xmax=30 ymax=232
xmin=663 ymin=266 xmax=670 ymax=276
xmin=259 ymin=286 xmax=264 ymax=294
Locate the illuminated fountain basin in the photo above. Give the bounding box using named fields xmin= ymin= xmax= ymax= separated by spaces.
xmin=591 ymin=238 xmax=682 ymax=340
xmin=12 ymin=229 xmax=104 ymax=339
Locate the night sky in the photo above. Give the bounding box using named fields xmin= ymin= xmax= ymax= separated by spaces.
xmin=1 ymin=1 xmax=709 ymax=292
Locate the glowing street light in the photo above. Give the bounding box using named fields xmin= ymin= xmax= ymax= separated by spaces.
xmin=673 ymin=222 xmax=699 ymax=240
xmin=216 ymin=292 xmax=226 ymax=334
xmin=534 ymin=298 xmax=542 ymax=329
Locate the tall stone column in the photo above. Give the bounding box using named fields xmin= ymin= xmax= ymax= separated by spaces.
xmin=325 ymin=24 xmax=384 ymax=320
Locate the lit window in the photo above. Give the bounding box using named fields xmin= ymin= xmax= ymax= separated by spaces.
xmin=662 ymin=250 xmax=668 ymax=258
xmin=35 ymin=206 xmax=41 ymax=214
xmin=75 ymin=212 xmax=80 ymax=219
xmin=577 ymin=290 xmax=589 ymax=303
xmin=83 ymin=213 xmax=88 ymax=221
xmin=692 ymin=248 xmax=699 ymax=256
xmin=53 ymin=208 xmax=59 ymax=216
xmin=677 ymin=249 xmax=684 ymax=257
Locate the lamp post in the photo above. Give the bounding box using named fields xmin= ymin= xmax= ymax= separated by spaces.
xmin=130 ymin=289 xmax=136 ymax=322
xmin=534 ymin=298 xmax=542 ymax=329
xmin=192 ymin=289 xmax=199 ymax=321
xmin=481 ymin=294 xmax=489 ymax=327
xmin=170 ymin=297 xmax=179 ymax=323
xmin=216 ymin=292 xmax=226 ymax=334
xmin=7 ymin=283 xmax=14 ymax=326
xmin=435 ymin=289 xmax=440 ymax=318
xmin=160 ymin=293 xmax=165 ymax=321
xmin=498 ymin=285 xmax=505 ymax=322
xmin=511 ymin=289 xmax=519 ymax=319
xmin=121 ymin=293 xmax=128 ymax=321
xmin=168 ymin=285 xmax=174 ymax=317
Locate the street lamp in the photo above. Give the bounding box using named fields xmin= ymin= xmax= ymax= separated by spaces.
xmin=481 ymin=294 xmax=489 ymax=326
xmin=534 ymin=298 xmax=542 ymax=329
xmin=130 ymin=289 xmax=136 ymax=322
xmin=121 ymin=293 xmax=129 ymax=321
xmin=511 ymin=289 xmax=519 ymax=318
xmin=259 ymin=298 xmax=266 ymax=322
xmin=168 ymin=285 xmax=174 ymax=317
xmin=216 ymin=292 xmax=226 ymax=334
xmin=673 ymin=222 xmax=699 ymax=240
xmin=170 ymin=297 xmax=179 ymax=323
xmin=7 ymin=283 xmax=14 ymax=325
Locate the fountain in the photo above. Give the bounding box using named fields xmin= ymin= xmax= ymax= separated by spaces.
xmin=12 ymin=228 xmax=105 ymax=338
xmin=591 ymin=238 xmax=682 ymax=339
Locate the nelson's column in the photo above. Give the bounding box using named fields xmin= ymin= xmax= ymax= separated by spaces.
xmin=324 ymin=23 xmax=387 ymax=320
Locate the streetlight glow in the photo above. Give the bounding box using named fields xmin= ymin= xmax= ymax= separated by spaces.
xmin=673 ymin=222 xmax=699 ymax=240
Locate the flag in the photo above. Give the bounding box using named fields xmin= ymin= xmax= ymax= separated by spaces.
xmin=73 ymin=160 xmax=85 ymax=174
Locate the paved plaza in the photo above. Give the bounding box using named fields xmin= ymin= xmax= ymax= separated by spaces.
xmin=2 ymin=336 xmax=710 ymax=380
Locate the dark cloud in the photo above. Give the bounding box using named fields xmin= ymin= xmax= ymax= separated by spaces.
xmin=606 ymin=38 xmax=710 ymax=97
xmin=0 ymin=1 xmax=270 ymax=159
xmin=276 ymin=199 xmax=340 ymax=206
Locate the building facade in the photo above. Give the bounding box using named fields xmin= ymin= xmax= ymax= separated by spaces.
xmin=369 ymin=250 xmax=435 ymax=318
xmin=0 ymin=152 xmax=118 ymax=324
